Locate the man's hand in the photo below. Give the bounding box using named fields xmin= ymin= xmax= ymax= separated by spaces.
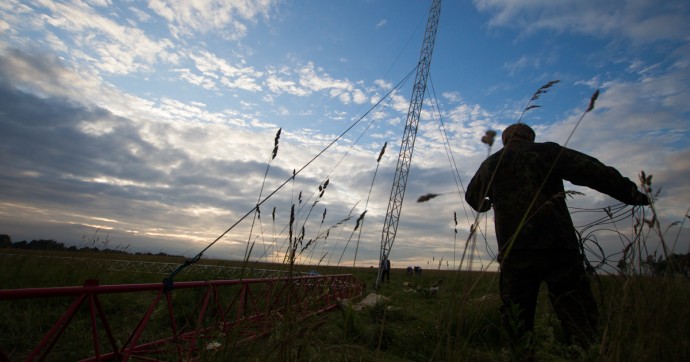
xmin=477 ymin=198 xmax=492 ymax=212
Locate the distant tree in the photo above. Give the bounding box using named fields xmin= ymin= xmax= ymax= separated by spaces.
xmin=0 ymin=234 xmax=11 ymax=248
xmin=13 ymin=240 xmax=28 ymax=249
xmin=101 ymin=248 xmax=127 ymax=255
xmin=28 ymin=239 xmax=65 ymax=250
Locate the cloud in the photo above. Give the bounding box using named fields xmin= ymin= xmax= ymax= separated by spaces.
xmin=30 ymin=1 xmax=178 ymax=75
xmin=0 ymin=47 xmax=108 ymax=101
xmin=474 ymin=0 xmax=690 ymax=44
xmin=262 ymin=63 xmax=371 ymax=106
xmin=129 ymin=6 xmax=152 ymax=22
xmin=148 ymin=0 xmax=277 ymax=40
xmin=352 ymin=89 xmax=368 ymax=105
xmin=175 ymin=68 xmax=217 ymax=90
xmin=0 ymin=46 xmax=407 ymax=264
xmin=441 ymin=91 xmax=462 ymax=104
xmin=187 ymin=50 xmax=263 ymax=92
xmin=265 ymin=68 xmax=309 ymax=96
xmin=502 ymin=55 xmax=541 ymax=76
xmin=0 ymin=76 xmax=282 ymax=256
xmin=298 ymin=62 xmax=352 ymax=93
xmin=374 ymin=79 xmax=393 ymax=90
xmin=88 ymin=0 xmax=112 ymax=7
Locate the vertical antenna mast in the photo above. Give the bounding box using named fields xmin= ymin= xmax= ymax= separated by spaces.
xmin=376 ymin=0 xmax=441 ymax=289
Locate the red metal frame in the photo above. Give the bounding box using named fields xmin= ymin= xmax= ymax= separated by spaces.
xmin=0 ymin=274 xmax=363 ymax=361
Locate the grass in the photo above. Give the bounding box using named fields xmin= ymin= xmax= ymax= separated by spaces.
xmin=2 ymin=250 xmax=688 ymax=361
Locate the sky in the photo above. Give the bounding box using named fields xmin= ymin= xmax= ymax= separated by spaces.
xmin=1 ymin=0 xmax=689 ymax=273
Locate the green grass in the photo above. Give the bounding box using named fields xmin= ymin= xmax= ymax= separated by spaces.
xmin=1 ymin=250 xmax=689 ymax=361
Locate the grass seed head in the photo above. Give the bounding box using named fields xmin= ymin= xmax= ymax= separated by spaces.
xmin=481 ymin=130 xmax=497 ymax=147
xmin=586 ymin=89 xmax=600 ymax=113
xmin=377 ymin=142 xmax=387 ymax=162
xmin=519 ymin=80 xmax=559 ymax=123
xmin=271 ymin=127 xmax=282 ymax=159
xmin=417 ymin=193 xmax=440 ymax=202
xmin=530 ymin=80 xmax=560 ymax=101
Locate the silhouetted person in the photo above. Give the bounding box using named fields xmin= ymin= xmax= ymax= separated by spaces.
xmin=465 ymin=123 xmax=648 ymax=352
xmin=380 ymin=257 xmax=391 ymax=282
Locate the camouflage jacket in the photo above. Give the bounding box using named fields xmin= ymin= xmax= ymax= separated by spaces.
xmin=465 ymin=140 xmax=644 ymax=257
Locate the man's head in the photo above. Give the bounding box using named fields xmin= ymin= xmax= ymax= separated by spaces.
xmin=502 ymin=123 xmax=535 ymax=145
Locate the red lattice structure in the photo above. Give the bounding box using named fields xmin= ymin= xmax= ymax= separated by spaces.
xmin=0 ymin=274 xmax=363 ymax=361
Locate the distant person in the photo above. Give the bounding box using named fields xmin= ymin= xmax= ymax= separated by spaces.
xmin=407 ymin=266 xmax=413 ymax=275
xmin=380 ymin=257 xmax=391 ymax=283
xmin=465 ymin=123 xmax=648 ymax=350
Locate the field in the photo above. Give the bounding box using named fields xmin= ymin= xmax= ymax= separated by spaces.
xmin=1 ymin=249 xmax=689 ymax=361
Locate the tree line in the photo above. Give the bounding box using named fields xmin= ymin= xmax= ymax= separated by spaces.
xmin=0 ymin=234 xmax=177 ymax=257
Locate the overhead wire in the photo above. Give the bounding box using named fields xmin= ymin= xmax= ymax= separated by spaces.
xmin=165 ymin=63 xmax=420 ymax=282
xmin=262 ymin=64 xmax=417 ymax=269
xmin=426 ymin=75 xmax=498 ymax=266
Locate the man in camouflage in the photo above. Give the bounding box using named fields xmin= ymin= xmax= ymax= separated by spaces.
xmin=465 ymin=123 xmax=648 ymax=348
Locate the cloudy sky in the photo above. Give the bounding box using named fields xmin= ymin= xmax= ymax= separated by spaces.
xmin=1 ymin=0 xmax=688 ymax=272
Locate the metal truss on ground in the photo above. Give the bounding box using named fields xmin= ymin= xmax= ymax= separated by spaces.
xmin=0 ymin=274 xmax=363 ymax=361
